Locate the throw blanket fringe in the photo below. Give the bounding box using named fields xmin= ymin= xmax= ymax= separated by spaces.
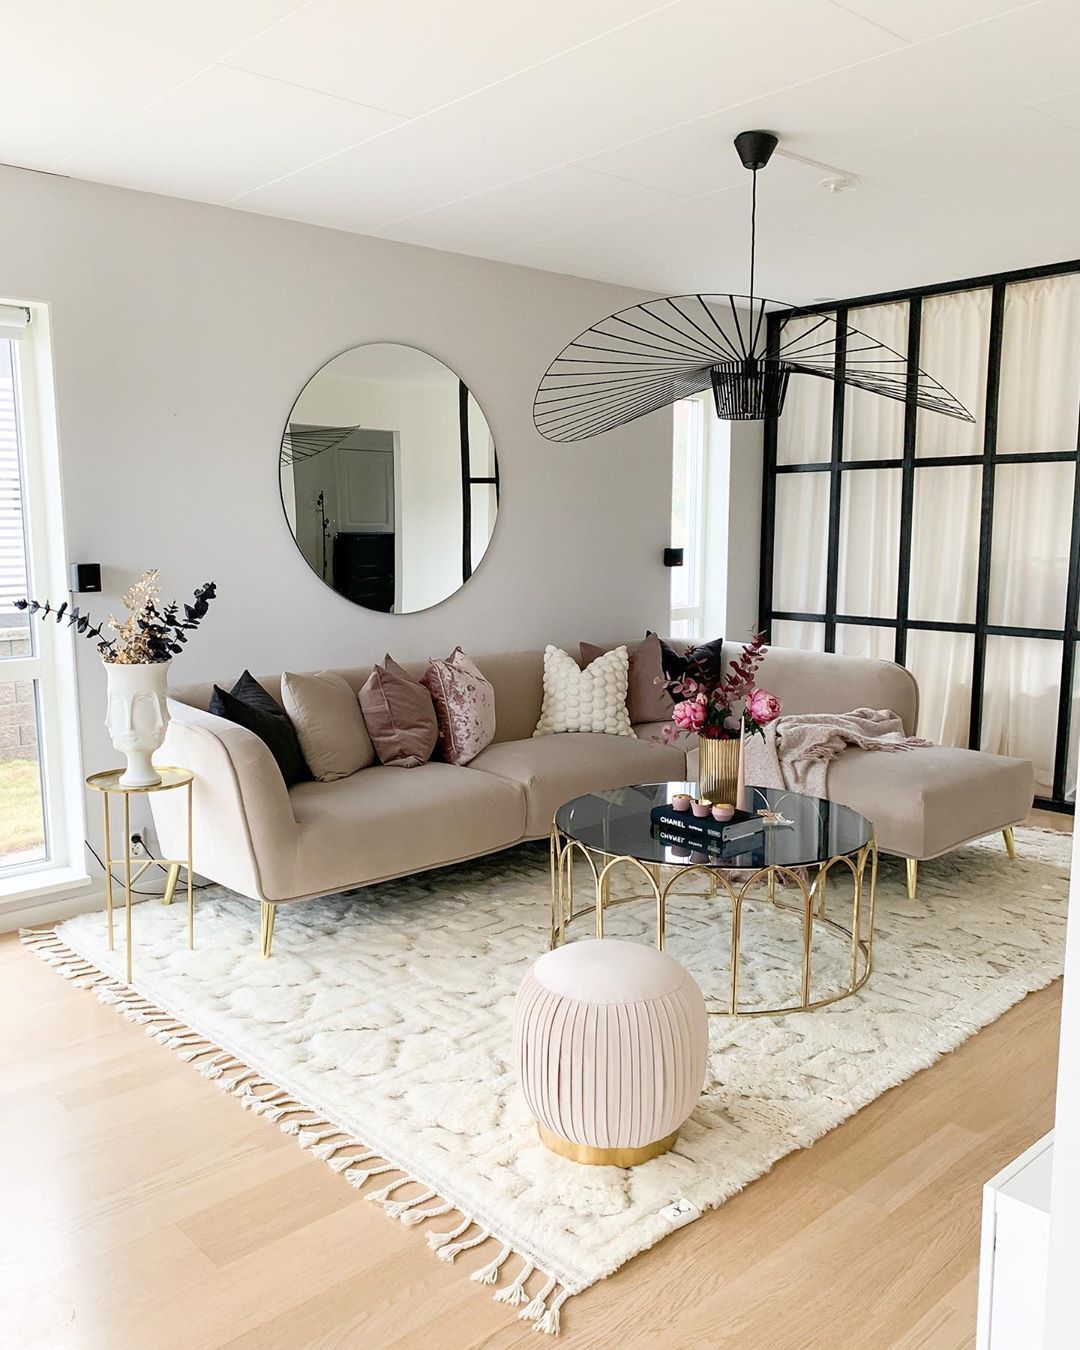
xmin=744 ymin=707 xmax=930 ymax=799
xmin=18 ymin=925 xmax=577 ymax=1336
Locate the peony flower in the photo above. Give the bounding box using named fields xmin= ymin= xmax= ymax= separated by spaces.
xmin=672 ymin=698 xmax=707 ymax=732
xmin=747 ymin=687 xmax=782 ymax=726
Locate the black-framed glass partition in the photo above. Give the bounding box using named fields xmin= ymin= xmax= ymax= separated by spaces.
xmin=760 ymin=260 xmax=1080 ymax=812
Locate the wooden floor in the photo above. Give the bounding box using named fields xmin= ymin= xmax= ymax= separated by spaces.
xmin=0 ymin=813 xmax=1070 ymax=1350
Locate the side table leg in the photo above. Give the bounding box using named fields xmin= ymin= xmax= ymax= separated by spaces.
xmin=102 ymin=792 xmax=115 ymax=952
xmin=123 ymin=792 xmax=133 ymax=984
xmin=187 ymin=780 xmax=194 ymax=951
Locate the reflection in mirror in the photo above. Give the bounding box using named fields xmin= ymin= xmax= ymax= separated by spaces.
xmin=279 ymin=343 xmax=499 ymax=614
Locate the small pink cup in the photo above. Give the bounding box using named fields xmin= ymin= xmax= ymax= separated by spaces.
xmin=711 ymin=803 xmax=735 ymax=822
xmin=670 ymin=794 xmax=692 ymax=812
xmin=690 ymin=801 xmax=711 ymax=818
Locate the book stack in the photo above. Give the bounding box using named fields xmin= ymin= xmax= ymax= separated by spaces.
xmin=649 ymin=804 xmax=767 ymax=856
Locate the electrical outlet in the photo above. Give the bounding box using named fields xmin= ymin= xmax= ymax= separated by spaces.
xmin=130 ymin=834 xmax=145 ymax=856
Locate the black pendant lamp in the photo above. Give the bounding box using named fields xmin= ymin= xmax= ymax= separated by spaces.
xmin=533 ymin=131 xmax=974 ymax=441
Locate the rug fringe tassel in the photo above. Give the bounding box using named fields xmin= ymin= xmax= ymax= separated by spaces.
xmin=471 ymin=1244 xmax=512 ymax=1285
xmin=494 ymin=1257 xmax=534 ymax=1305
xmin=19 ymin=925 xmax=575 ymax=1336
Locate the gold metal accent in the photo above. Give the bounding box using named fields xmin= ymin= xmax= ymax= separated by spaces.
xmin=549 ymin=818 xmax=877 ymax=1018
xmin=1003 ymin=826 xmax=1017 ymax=860
xmin=906 ymin=858 xmax=918 ymax=901
xmin=260 ymin=901 xmax=277 ymax=959
xmin=86 ymin=766 xmax=196 ymax=982
xmin=696 ymin=735 xmax=741 ymax=804
xmin=536 ymin=1121 xmax=679 ymax=1167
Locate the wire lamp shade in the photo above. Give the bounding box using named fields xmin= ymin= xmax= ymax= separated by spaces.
xmin=279 ymin=425 xmax=361 ymax=466
xmin=533 ymin=293 xmax=975 ymax=442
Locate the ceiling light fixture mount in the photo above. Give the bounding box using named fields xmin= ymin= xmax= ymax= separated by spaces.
xmin=533 ymin=131 xmax=974 ymax=439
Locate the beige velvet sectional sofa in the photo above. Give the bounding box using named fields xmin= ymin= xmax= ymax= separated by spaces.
xmin=150 ymin=642 xmax=1034 ymax=954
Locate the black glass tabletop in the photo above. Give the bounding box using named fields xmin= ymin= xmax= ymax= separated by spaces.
xmin=554 ymin=782 xmax=873 ymax=870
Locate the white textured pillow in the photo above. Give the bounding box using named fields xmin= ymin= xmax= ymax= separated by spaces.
xmin=533 ymin=645 xmax=635 ymax=738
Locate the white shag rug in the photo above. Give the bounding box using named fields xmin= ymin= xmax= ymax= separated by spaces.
xmin=25 ymin=828 xmax=1070 ymax=1336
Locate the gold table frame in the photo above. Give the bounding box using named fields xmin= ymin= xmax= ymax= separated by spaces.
xmin=549 ymin=806 xmax=877 ymax=1017
xmin=86 ymin=766 xmax=194 ymax=983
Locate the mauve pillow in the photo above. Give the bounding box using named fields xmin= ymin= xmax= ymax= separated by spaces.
xmin=281 ymin=669 xmax=375 ymax=781
xmin=421 ymin=647 xmax=496 ymax=766
xmin=580 ymin=633 xmax=671 ymax=724
xmin=358 ymin=655 xmax=438 ymax=768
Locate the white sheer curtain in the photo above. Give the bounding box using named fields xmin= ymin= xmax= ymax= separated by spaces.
xmin=979 ymin=275 xmax=1080 ymax=795
xmin=769 ymin=276 xmax=1080 ymax=799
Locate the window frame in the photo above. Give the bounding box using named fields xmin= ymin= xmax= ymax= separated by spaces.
xmin=670 ymin=394 xmax=708 ymax=640
xmin=0 ymin=302 xmax=89 ymax=906
xmin=759 ymin=258 xmax=1080 ymax=814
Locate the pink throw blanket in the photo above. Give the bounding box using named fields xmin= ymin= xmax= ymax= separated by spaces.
xmin=743 ymin=708 xmax=930 ymax=799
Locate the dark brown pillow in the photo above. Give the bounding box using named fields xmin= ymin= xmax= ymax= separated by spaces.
xmin=580 ymin=633 xmax=672 ymax=724
xmin=358 ymin=655 xmax=438 ymax=767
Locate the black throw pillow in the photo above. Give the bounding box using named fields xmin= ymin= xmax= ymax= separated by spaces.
xmin=649 ymin=631 xmax=726 ymax=683
xmin=209 ymin=670 xmax=309 ymax=786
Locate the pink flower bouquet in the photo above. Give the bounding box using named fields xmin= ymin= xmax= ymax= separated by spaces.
xmin=660 ymin=632 xmax=782 ymax=744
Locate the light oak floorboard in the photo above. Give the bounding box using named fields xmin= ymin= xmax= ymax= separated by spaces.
xmin=2 ymin=813 xmax=1069 ymax=1349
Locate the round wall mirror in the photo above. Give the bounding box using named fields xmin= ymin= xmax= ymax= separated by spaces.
xmin=279 ymin=343 xmax=499 ymax=613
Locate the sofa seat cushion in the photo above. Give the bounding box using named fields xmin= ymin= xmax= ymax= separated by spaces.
xmin=285 ymin=762 xmax=526 ymax=898
xmin=826 ymin=744 xmax=1034 ymax=859
xmin=468 ymin=732 xmax=689 ymax=837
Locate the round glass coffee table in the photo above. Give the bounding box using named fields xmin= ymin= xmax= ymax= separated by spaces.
xmin=550 ymin=781 xmax=877 ymax=1016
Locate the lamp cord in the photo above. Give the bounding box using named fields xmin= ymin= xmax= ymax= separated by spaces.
xmin=749 ymin=166 xmax=758 ymax=308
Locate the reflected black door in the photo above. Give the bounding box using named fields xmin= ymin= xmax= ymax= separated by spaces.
xmin=333 ymin=532 xmax=394 ymax=612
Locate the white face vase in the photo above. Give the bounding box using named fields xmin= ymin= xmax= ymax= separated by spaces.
xmin=105 ymin=662 xmax=171 ymax=787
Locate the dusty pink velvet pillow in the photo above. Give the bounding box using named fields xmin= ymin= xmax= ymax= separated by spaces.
xmin=421 ymin=647 xmax=496 ymax=766
xmin=579 ymin=632 xmax=672 ymax=724
xmin=358 ymin=655 xmax=438 ymax=768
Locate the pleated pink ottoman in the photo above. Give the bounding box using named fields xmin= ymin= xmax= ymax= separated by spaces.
xmin=514 ymin=938 xmax=708 ymax=1166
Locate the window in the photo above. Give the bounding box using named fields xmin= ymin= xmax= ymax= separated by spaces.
xmin=670 ymin=397 xmax=706 ymax=639
xmin=0 ymin=302 xmax=86 ymax=902
xmin=761 ymin=266 xmax=1080 ymax=811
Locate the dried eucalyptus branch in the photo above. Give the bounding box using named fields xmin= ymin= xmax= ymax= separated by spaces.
xmin=14 ymin=571 xmax=217 ymax=664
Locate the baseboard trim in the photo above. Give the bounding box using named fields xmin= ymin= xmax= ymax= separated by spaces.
xmin=0 ymin=885 xmax=113 ymax=934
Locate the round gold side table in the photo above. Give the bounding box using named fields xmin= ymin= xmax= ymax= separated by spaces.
xmin=85 ymin=767 xmax=194 ymax=983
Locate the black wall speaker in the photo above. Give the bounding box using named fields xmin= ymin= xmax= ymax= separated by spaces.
xmin=70 ymin=563 xmax=102 ymax=593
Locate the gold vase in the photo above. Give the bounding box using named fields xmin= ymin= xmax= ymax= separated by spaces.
xmin=697 ymin=734 xmax=742 ymax=806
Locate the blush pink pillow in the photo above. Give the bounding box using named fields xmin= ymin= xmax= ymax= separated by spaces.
xmin=421 ymin=647 xmax=496 ymax=766
xmin=358 ymin=655 xmax=438 ymax=768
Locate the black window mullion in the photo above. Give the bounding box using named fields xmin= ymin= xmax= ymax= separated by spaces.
xmin=824 ymin=310 xmax=847 ymax=651
xmin=967 ymin=281 xmax=1006 ymax=751
xmin=1052 ymin=401 xmax=1080 ymax=801
xmin=759 ymin=312 xmax=781 ymax=639
xmin=895 ymin=296 xmax=921 ymax=666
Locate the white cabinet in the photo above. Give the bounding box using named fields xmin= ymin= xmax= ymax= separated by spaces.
xmin=977 ymin=1132 xmax=1053 ymax=1349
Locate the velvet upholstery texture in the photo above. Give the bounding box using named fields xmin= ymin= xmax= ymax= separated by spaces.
xmin=208 ymin=670 xmax=308 ymax=786
xmin=515 ymin=938 xmax=708 ymax=1151
xmin=421 ymin=647 xmax=496 ymax=766
xmin=359 ymin=655 xmax=439 ymax=768
xmin=281 ymin=669 xmax=375 ymax=781
xmin=580 ymin=632 xmax=671 ymax=724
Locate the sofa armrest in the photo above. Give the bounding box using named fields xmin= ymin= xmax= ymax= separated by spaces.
xmin=148 ymin=699 xmax=300 ymax=902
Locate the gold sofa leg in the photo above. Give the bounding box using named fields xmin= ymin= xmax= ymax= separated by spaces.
xmin=260 ymin=901 xmax=277 ymax=959
xmin=1003 ymin=827 xmax=1017 ymax=860
xmin=906 ymin=858 xmax=918 ymax=901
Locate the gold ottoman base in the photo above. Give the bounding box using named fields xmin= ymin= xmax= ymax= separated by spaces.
xmin=536 ymin=1121 xmax=679 ymax=1167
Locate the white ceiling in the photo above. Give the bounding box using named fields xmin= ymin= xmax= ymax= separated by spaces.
xmin=5 ymin=0 xmax=1080 ymax=301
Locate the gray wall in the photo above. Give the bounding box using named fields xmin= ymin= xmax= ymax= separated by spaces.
xmin=0 ymin=166 xmax=674 ymax=876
